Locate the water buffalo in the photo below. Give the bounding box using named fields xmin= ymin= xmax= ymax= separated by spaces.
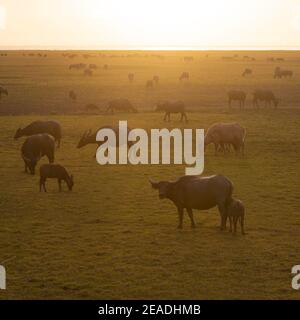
xmin=146 ymin=80 xmax=154 ymax=89
xmin=153 ymin=75 xmax=159 ymax=85
xmin=242 ymin=68 xmax=252 ymax=77
xmin=150 ymin=175 xmax=234 ymax=230
xmin=274 ymin=67 xmax=293 ymax=79
xmin=156 ymin=101 xmax=187 ymax=122
xmin=228 ymin=90 xmax=246 ymax=109
xmin=77 ymin=126 xmax=132 ymax=150
xmin=253 ymin=90 xmax=279 ymax=109
xmin=179 ymin=72 xmax=189 ymax=81
xmin=69 ymin=90 xmax=77 ymax=102
xmin=227 ymin=198 xmax=245 ymax=235
xmin=0 ymin=86 xmax=8 ymax=100
xmin=40 ymin=164 xmax=74 ymax=192
xmin=205 ymin=122 xmax=246 ymax=155
xmin=85 ymin=104 xmax=99 ymax=112
xmin=14 ymin=120 xmax=62 ymax=148
xmin=128 ymin=73 xmax=135 ymax=83
xmin=106 ymin=99 xmax=137 ymax=114
xmin=21 ymin=134 xmax=55 ymax=175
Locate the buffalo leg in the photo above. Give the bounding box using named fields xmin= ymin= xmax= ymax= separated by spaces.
xmin=58 ymin=179 xmax=62 ymax=192
xmin=229 ymin=216 xmax=233 ymax=233
xmin=241 ymin=215 xmax=245 ymax=235
xmin=183 ymin=112 xmax=188 ymax=123
xmin=186 ymin=208 xmax=196 ymax=228
xmin=233 ymin=217 xmax=238 ymax=234
xmin=177 ymin=207 xmax=184 ymax=229
xmin=217 ymin=203 xmax=227 ymax=231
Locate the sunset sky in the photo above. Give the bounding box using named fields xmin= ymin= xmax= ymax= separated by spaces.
xmin=0 ymin=0 xmax=300 ymax=49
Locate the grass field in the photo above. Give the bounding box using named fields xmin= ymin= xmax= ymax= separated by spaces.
xmin=0 ymin=51 xmax=300 ymax=299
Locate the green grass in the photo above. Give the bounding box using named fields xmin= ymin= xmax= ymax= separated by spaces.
xmin=0 ymin=51 xmax=300 ymax=299
xmin=0 ymin=108 xmax=299 ymax=299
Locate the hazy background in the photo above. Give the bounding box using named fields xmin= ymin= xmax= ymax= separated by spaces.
xmin=1 ymin=0 xmax=300 ymax=49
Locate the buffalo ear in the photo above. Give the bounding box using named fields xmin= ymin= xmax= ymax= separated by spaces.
xmin=149 ymin=178 xmax=159 ymax=189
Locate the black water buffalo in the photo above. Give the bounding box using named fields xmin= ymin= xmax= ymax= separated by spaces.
xmin=40 ymin=164 xmax=74 ymax=192
xmin=14 ymin=120 xmax=62 ymax=148
xmin=150 ymin=175 xmax=233 ymax=230
xmin=21 ymin=134 xmax=55 ymax=175
xmin=106 ymin=99 xmax=137 ymax=114
xmin=228 ymin=90 xmax=246 ymax=109
xmin=0 ymin=86 xmax=8 ymax=99
xmin=156 ymin=101 xmax=187 ymax=122
xmin=253 ymin=90 xmax=279 ymax=109
xmin=205 ymin=122 xmax=246 ymax=155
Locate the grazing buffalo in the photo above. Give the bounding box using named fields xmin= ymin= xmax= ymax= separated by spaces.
xmin=227 ymin=198 xmax=245 ymax=235
xmin=84 ymin=68 xmax=93 ymax=76
xmin=228 ymin=90 xmax=246 ymax=109
xmin=153 ymin=75 xmax=159 ymax=85
xmin=128 ymin=73 xmax=135 ymax=83
xmin=69 ymin=90 xmax=77 ymax=102
xmin=14 ymin=120 xmax=62 ymax=148
xmin=179 ymin=72 xmax=189 ymax=81
xmin=156 ymin=101 xmax=187 ymax=122
xmin=150 ymin=175 xmax=234 ymax=230
xmin=274 ymin=67 xmax=293 ymax=79
xmin=77 ymin=126 xmax=132 ymax=150
xmin=106 ymin=99 xmax=137 ymax=114
xmin=69 ymin=63 xmax=86 ymax=70
xmin=0 ymin=86 xmax=8 ymax=99
xmin=242 ymin=68 xmax=252 ymax=77
xmin=253 ymin=90 xmax=279 ymax=109
xmin=205 ymin=122 xmax=246 ymax=155
xmin=85 ymin=104 xmax=99 ymax=112
xmin=89 ymin=64 xmax=98 ymax=70
xmin=40 ymin=164 xmax=74 ymax=192
xmin=146 ymin=80 xmax=154 ymax=89
xmin=21 ymin=134 xmax=55 ymax=175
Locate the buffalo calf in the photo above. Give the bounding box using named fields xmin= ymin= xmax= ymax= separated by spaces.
xmin=227 ymin=198 xmax=245 ymax=235
xmin=40 ymin=164 xmax=74 ymax=192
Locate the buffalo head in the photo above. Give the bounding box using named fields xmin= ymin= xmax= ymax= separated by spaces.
xmin=149 ymin=179 xmax=171 ymax=199
xmin=14 ymin=128 xmax=23 ymax=140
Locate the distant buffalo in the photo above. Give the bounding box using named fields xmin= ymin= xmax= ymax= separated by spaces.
xmin=69 ymin=90 xmax=77 ymax=102
xmin=274 ymin=67 xmax=293 ymax=79
xmin=150 ymin=175 xmax=234 ymax=230
xmin=228 ymin=90 xmax=246 ymax=109
xmin=85 ymin=104 xmax=99 ymax=112
xmin=69 ymin=63 xmax=86 ymax=70
xmin=0 ymin=86 xmax=8 ymax=99
xmin=89 ymin=64 xmax=98 ymax=70
xmin=106 ymin=99 xmax=137 ymax=114
xmin=21 ymin=134 xmax=55 ymax=175
xmin=128 ymin=73 xmax=135 ymax=83
xmin=153 ymin=75 xmax=159 ymax=85
xmin=179 ymin=72 xmax=189 ymax=81
xmin=146 ymin=80 xmax=154 ymax=89
xmin=253 ymin=90 xmax=279 ymax=109
xmin=84 ymin=68 xmax=93 ymax=76
xmin=242 ymin=68 xmax=252 ymax=77
xmin=14 ymin=120 xmax=62 ymax=148
xmin=205 ymin=122 xmax=246 ymax=155
xmin=77 ymin=126 xmax=132 ymax=150
xmin=156 ymin=101 xmax=187 ymax=122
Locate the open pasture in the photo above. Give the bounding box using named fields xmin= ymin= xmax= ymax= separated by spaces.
xmin=0 ymin=51 xmax=300 ymax=299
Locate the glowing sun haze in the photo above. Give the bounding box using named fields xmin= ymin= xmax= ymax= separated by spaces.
xmin=0 ymin=0 xmax=300 ymax=49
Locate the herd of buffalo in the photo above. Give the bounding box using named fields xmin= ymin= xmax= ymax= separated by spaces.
xmin=13 ymin=116 xmax=247 ymax=235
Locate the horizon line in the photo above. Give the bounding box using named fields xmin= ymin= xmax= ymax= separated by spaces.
xmin=1 ymin=45 xmax=300 ymax=51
